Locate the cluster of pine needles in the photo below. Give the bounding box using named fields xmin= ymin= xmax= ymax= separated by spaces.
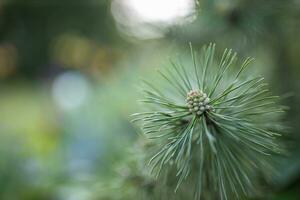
xmin=132 ymin=43 xmax=286 ymax=200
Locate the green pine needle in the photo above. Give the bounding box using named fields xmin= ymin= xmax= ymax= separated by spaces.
xmin=132 ymin=43 xmax=286 ymax=200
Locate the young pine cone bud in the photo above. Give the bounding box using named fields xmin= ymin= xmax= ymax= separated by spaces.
xmin=186 ymin=90 xmax=212 ymax=115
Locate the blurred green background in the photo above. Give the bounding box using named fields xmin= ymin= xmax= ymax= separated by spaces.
xmin=0 ymin=0 xmax=299 ymax=199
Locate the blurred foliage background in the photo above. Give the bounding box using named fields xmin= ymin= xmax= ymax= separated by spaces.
xmin=0 ymin=0 xmax=299 ymax=199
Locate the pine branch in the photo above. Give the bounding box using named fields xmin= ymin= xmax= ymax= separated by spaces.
xmin=132 ymin=44 xmax=286 ymax=200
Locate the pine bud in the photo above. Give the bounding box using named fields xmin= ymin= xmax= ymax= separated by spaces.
xmin=186 ymin=90 xmax=212 ymax=115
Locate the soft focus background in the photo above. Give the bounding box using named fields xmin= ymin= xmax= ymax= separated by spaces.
xmin=0 ymin=0 xmax=299 ymax=199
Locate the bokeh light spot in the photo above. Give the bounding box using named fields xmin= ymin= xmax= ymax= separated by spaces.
xmin=52 ymin=71 xmax=89 ymax=111
xmin=111 ymin=0 xmax=196 ymax=39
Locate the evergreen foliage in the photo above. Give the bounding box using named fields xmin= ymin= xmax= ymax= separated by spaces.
xmin=132 ymin=43 xmax=286 ymax=199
